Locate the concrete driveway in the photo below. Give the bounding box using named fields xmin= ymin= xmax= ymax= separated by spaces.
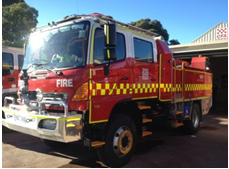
xmin=2 ymin=109 xmax=228 ymax=168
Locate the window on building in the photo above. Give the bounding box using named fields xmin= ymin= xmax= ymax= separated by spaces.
xmin=134 ymin=38 xmax=153 ymax=63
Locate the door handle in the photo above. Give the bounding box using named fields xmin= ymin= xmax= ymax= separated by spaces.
xmin=151 ymin=78 xmax=156 ymax=82
xmin=8 ymin=78 xmax=15 ymax=82
xmin=121 ymin=77 xmax=129 ymax=80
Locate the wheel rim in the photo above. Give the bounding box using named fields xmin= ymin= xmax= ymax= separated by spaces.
xmin=192 ymin=109 xmax=199 ymax=128
xmin=113 ymin=126 xmax=133 ymax=157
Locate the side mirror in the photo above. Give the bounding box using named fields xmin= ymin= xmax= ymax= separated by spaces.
xmin=104 ymin=64 xmax=110 ymax=76
xmin=104 ymin=48 xmax=117 ymax=61
xmin=103 ymin=23 xmax=117 ymax=76
xmin=104 ymin=23 xmax=116 ymax=47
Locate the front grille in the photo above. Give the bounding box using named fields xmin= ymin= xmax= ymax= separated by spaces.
xmin=42 ymin=92 xmax=68 ymax=102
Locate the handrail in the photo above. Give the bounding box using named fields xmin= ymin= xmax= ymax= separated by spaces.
xmin=173 ymin=59 xmax=176 ymax=103
xmin=181 ymin=62 xmax=186 ymax=99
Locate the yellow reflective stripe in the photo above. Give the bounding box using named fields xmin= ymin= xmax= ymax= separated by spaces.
xmin=90 ymin=25 xmax=95 ymax=64
xmin=160 ymin=83 xmax=164 ymax=88
xmin=116 ymin=88 xmax=120 ymax=95
xmin=91 ymin=82 xmax=211 ymax=96
xmin=96 ymin=83 xmax=101 ymax=89
xmin=90 ymin=82 xmax=211 ymax=96
xmin=66 ymin=117 xmax=82 ymax=122
xmin=107 ymin=49 xmax=110 ymax=59
xmin=66 ymin=124 xmax=75 ymax=127
xmin=159 ymin=54 xmax=162 ymax=100
xmin=89 ymin=100 xmax=92 ymax=123
xmin=184 ymin=84 xmax=212 ymax=91
xmin=105 ymin=83 xmax=110 ymax=89
xmin=101 ymin=89 xmax=106 ymax=95
xmin=106 ymin=25 xmax=109 ymax=45
xmin=3 ymin=108 xmax=82 ymax=121
xmin=160 ymin=83 xmax=212 ymax=92
xmin=109 ymin=83 xmax=116 ymax=95
xmin=89 ymin=68 xmax=92 ymax=79
xmin=89 ymin=69 xmax=92 ymax=100
xmin=91 ymin=83 xmax=158 ymax=96
xmin=89 ymin=119 xmax=108 ymax=124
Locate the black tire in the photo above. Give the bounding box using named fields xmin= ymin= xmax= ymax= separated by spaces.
xmin=41 ymin=139 xmax=69 ymax=148
xmin=184 ymin=103 xmax=201 ymax=134
xmin=2 ymin=126 xmax=15 ymax=133
xmin=97 ymin=114 xmax=137 ymax=167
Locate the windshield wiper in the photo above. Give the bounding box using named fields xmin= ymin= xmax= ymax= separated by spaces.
xmin=39 ymin=66 xmax=64 ymax=76
xmin=27 ymin=63 xmax=48 ymax=69
xmin=27 ymin=63 xmax=63 ymax=76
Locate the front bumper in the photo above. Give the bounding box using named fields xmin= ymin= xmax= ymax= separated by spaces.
xmin=2 ymin=97 xmax=83 ymax=143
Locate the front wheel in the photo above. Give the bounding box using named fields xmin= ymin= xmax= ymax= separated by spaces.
xmin=184 ymin=103 xmax=201 ymax=134
xmin=97 ymin=114 xmax=137 ymax=167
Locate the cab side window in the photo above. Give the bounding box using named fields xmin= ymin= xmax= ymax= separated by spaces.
xmin=2 ymin=52 xmax=14 ymax=76
xmin=134 ymin=38 xmax=153 ymax=63
xmin=93 ymin=28 xmax=125 ymax=64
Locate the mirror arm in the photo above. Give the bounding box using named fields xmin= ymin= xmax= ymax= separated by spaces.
xmin=104 ymin=62 xmax=110 ymax=76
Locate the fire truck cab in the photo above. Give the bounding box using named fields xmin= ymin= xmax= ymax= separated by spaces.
xmin=2 ymin=14 xmax=212 ymax=167
xmin=2 ymin=46 xmax=24 ymax=103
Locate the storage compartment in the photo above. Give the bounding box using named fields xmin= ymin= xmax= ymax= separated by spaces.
xmin=191 ymin=55 xmax=209 ymax=70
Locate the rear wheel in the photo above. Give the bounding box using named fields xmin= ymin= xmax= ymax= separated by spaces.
xmin=97 ymin=114 xmax=137 ymax=167
xmin=184 ymin=103 xmax=200 ymax=134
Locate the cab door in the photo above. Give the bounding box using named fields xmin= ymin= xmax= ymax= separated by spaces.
xmin=2 ymin=51 xmax=17 ymax=92
xmin=2 ymin=48 xmax=24 ymax=97
xmin=89 ymin=26 xmax=131 ymax=123
xmin=131 ymin=35 xmax=158 ymax=100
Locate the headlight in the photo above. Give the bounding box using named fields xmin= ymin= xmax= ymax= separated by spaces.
xmin=36 ymin=88 xmax=43 ymax=102
xmin=39 ymin=119 xmax=57 ymax=130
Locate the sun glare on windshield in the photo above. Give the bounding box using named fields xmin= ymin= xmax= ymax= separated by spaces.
xmin=23 ymin=21 xmax=90 ymax=71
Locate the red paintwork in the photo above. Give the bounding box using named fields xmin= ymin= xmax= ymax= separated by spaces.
xmin=21 ymin=39 xmax=212 ymax=124
xmin=2 ymin=70 xmax=19 ymax=89
xmin=90 ymin=58 xmax=133 ymax=122
xmin=27 ymin=66 xmax=90 ymax=111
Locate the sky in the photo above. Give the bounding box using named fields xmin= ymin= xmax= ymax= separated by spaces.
xmin=25 ymin=0 xmax=228 ymax=44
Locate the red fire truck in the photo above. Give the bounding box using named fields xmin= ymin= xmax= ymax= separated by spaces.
xmin=2 ymin=13 xmax=212 ymax=167
xmin=2 ymin=46 xmax=24 ymax=105
xmin=2 ymin=46 xmax=24 ymax=132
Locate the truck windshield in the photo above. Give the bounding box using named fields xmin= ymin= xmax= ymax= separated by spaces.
xmin=23 ymin=21 xmax=90 ymax=71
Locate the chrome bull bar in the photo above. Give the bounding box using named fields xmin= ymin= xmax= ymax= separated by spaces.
xmin=2 ymin=97 xmax=83 ymax=143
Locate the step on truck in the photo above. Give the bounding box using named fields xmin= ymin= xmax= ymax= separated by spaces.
xmin=2 ymin=13 xmax=212 ymax=167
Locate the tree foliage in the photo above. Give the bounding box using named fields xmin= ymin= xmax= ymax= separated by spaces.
xmin=130 ymin=18 xmax=169 ymax=43
xmin=130 ymin=18 xmax=180 ymax=45
xmin=2 ymin=1 xmax=38 ymax=47
xmin=169 ymin=39 xmax=180 ymax=45
xmin=2 ymin=0 xmax=25 ymax=7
